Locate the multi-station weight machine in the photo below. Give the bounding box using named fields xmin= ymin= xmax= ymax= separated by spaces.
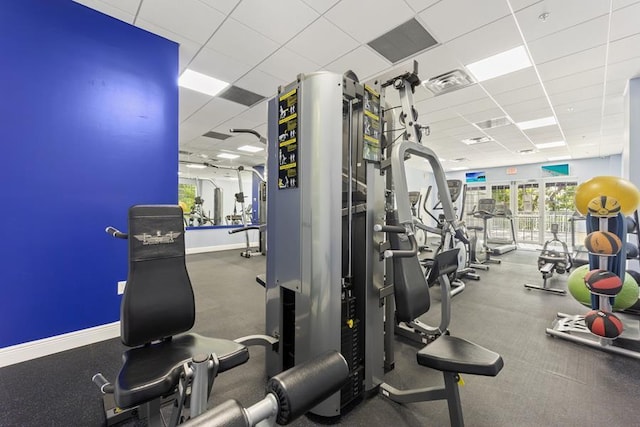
xmin=263 ymin=63 xmax=502 ymax=423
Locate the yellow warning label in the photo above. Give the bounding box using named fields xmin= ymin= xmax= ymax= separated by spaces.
xmin=364 ymin=84 xmax=379 ymax=97
xmin=279 ymin=138 xmax=297 ymax=147
xmin=279 ymin=88 xmax=297 ymax=101
xmin=364 ymin=134 xmax=379 ymax=144
xmin=278 ymin=113 xmax=298 ymax=125
xmin=280 ymin=162 xmax=297 ymax=170
xmin=364 ymin=110 xmax=379 ymax=121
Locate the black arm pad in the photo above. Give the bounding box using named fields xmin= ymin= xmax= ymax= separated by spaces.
xmin=181 ymin=399 xmax=248 ymax=427
xmin=266 ymin=351 xmax=349 ymax=425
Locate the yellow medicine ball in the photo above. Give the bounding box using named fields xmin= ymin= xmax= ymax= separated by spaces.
xmin=575 ymin=176 xmax=640 ymax=216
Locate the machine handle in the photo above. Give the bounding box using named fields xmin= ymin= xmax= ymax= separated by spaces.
xmin=92 ymin=373 xmax=114 ymax=394
xmin=105 ymin=226 xmax=128 ymax=239
xmin=228 ymin=225 xmax=265 ymax=234
xmin=454 ymin=228 xmax=469 ymax=245
xmin=267 ymin=351 xmax=349 ymax=425
xmin=374 ymin=224 xmax=406 ymax=234
xmin=384 ymin=235 xmax=418 ymax=259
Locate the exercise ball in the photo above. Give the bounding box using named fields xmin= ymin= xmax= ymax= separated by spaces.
xmin=178 ymin=201 xmax=188 ymax=212
xmin=584 ymin=310 xmax=623 ymax=338
xmin=584 ymin=231 xmax=622 ymax=255
xmin=587 ymin=196 xmax=621 ymax=217
xmin=567 ymin=264 xmax=639 ymax=310
xmin=575 ymin=176 xmax=640 ymax=216
xmin=585 ymin=269 xmax=622 ymax=296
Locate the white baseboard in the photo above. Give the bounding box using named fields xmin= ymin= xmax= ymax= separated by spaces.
xmin=186 ymin=242 xmax=259 ymax=255
xmin=0 ymin=321 xmax=120 ymax=368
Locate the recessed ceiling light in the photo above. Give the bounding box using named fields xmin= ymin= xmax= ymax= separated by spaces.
xmin=185 ymin=163 xmax=207 ymax=169
xmin=548 ymin=155 xmax=571 ymax=161
xmin=450 ymin=166 xmax=469 ymax=171
xmin=516 ymin=116 xmax=557 ymax=130
xmin=464 ymin=46 xmax=532 ymax=82
xmin=461 ymin=136 xmax=493 ymax=145
xmin=238 ymin=145 xmax=264 ymax=153
xmin=217 ymin=153 xmax=239 ymax=159
xmin=518 ymin=149 xmax=536 ymax=155
xmin=535 ymin=141 xmax=566 ymax=149
xmin=178 ymin=69 xmax=229 ymax=96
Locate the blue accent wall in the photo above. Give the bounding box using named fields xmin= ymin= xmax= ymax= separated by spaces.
xmin=0 ymin=1 xmax=178 ymax=347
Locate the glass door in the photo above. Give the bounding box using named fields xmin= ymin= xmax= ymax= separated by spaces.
xmin=488 ymin=184 xmax=513 ymax=242
xmin=516 ymin=182 xmax=541 ymax=244
xmin=544 ymin=181 xmax=578 ymax=244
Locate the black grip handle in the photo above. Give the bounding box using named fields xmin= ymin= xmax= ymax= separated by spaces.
xmin=385 ymin=234 xmax=418 ymax=259
xmin=92 ymin=373 xmax=114 ymax=394
xmin=374 ymin=224 xmax=406 ymax=234
xmin=266 ymin=351 xmax=349 ymax=425
xmin=105 ymin=226 xmax=128 ymax=239
xmin=228 ymin=225 xmax=263 ymax=234
xmin=454 ymin=228 xmax=469 ymax=245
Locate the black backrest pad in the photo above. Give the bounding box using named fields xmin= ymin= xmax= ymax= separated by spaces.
xmin=387 ymin=211 xmax=430 ymax=323
xmin=121 ymin=205 xmax=195 ymax=347
xmin=426 ymin=248 xmax=460 ymax=284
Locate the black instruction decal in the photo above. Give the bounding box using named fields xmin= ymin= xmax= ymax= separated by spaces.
xmin=278 ymin=88 xmax=298 ymax=189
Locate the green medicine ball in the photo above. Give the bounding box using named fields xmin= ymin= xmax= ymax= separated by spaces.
xmin=567 ymin=264 xmax=639 ymax=310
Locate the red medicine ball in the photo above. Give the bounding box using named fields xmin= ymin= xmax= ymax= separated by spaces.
xmin=584 ymin=269 xmax=623 ymax=296
xmin=584 ymin=310 xmax=623 ymax=338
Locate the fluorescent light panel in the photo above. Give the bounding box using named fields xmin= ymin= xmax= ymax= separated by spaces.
xmin=217 ymin=153 xmax=239 ymax=159
xmin=535 ymin=141 xmax=566 ymax=149
xmin=465 ymin=46 xmax=531 ymax=82
xmin=238 ymin=145 xmax=264 ymax=153
xmin=185 ymin=163 xmax=207 ymax=169
xmin=548 ymin=155 xmax=572 ymax=161
xmin=450 ymin=166 xmax=469 ymax=171
xmin=461 ymin=136 xmax=493 ymax=145
xmin=517 ymin=116 xmax=557 ymax=130
xmin=179 ymin=69 xmax=229 ymax=96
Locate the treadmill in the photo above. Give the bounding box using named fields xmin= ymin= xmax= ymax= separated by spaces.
xmin=477 ymin=199 xmax=517 ymax=255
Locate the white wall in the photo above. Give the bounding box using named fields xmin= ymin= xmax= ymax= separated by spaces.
xmin=185 ymin=227 xmax=259 ymax=254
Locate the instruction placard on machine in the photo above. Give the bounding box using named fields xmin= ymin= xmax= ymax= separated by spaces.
xmin=278 ymin=88 xmax=298 ymax=189
xmin=363 ymin=85 xmax=381 ymax=162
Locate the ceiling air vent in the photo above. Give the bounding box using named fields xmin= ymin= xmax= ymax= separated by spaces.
xmin=219 ymin=85 xmax=265 ymax=107
xmin=203 ymin=131 xmax=231 ymax=140
xmin=519 ymin=148 xmax=536 ymax=154
xmin=461 ymin=136 xmax=493 ymax=145
xmin=474 ymin=116 xmax=512 ymax=130
xmin=368 ymin=18 xmax=438 ymax=63
xmin=423 ymin=69 xmax=475 ymax=96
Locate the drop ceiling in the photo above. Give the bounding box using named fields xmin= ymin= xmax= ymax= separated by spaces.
xmin=73 ymin=0 xmax=640 ymax=174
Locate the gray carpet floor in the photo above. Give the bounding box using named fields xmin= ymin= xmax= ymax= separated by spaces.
xmin=1 ymin=248 xmax=639 ymax=426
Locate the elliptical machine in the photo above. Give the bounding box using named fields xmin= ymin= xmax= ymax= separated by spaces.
xmin=524 ymin=223 xmax=571 ymax=295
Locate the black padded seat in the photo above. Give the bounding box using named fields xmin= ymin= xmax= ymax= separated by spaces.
xmin=417 ymin=334 xmax=503 ymax=377
xmin=116 ymin=333 xmax=249 ymax=408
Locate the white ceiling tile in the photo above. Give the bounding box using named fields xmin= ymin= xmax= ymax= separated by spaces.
xmin=419 ymin=0 xmax=511 ymax=43
xmin=549 ymin=84 xmax=603 ymax=107
xmin=418 ymin=108 xmax=460 ymax=123
xmin=453 ymin=98 xmax=500 ymax=116
xmin=135 ymin=19 xmax=202 ymax=72
xmin=138 ymin=0 xmax=225 ymax=44
xmin=606 ymin=57 xmax=640 ymax=81
xmin=99 ymin=0 xmax=141 ymax=14
xmin=523 ymin=126 xmax=564 ymax=142
xmin=504 ymin=98 xmax=552 ymax=118
xmin=258 ymin=47 xmax=322 ymax=82
xmin=514 ymin=0 xmax=610 ymax=42
xmin=180 ymin=121 xmax=210 ymax=143
xmin=460 ymin=108 xmax=508 ymax=124
xmin=608 ymin=34 xmax=640 ymax=65
xmin=286 ymin=17 xmax=359 ymax=66
xmin=405 ymin=0 xmax=440 ymax=13
xmin=429 ymin=117 xmax=471 ymax=133
xmin=300 ymin=0 xmax=340 ymax=14
xmin=198 ymin=0 xmax=241 ymax=14
xmin=324 ymin=46 xmax=391 ymax=81
xmin=189 ymin=47 xmax=253 ymax=83
xmin=231 ymin=0 xmax=319 ymax=44
xmin=178 ymin=39 xmax=201 ymax=73
xmin=73 ymin=0 xmax=135 ymax=23
xmin=205 ymin=18 xmax=279 ymax=67
xmin=544 ymin=67 xmax=605 ymax=94
xmin=179 ymin=87 xmax=213 ymax=122
xmin=481 ymin=67 xmax=540 ymax=95
xmin=445 ymin=16 xmax=522 ymax=65
xmin=537 ymin=46 xmax=606 ymax=81
xmin=188 ymin=97 xmax=248 ymax=130
xmin=325 ymin=0 xmax=415 ymax=43
xmin=610 ymin=2 xmax=640 ymax=41
xmin=492 ymin=83 xmax=546 ymax=106
xmin=528 ymin=15 xmax=608 ymax=65
xmin=234 ymin=69 xmax=286 ymax=97
xmin=613 ymin=0 xmax=640 ymax=10
xmin=435 ymin=84 xmax=489 ymax=108
xmin=508 ymin=0 xmax=544 ymax=12
xmin=233 ymin=101 xmax=268 ymax=127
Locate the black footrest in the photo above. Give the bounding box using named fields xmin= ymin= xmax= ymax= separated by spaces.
xmin=417 ymin=335 xmax=503 ymax=377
